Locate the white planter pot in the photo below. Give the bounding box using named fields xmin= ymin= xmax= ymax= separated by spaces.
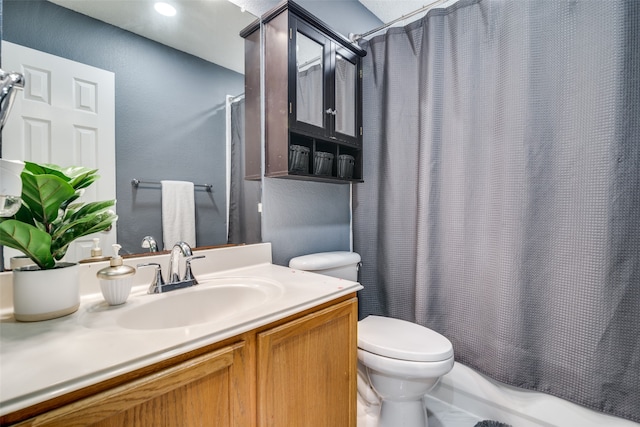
xmin=12 ymin=262 xmax=80 ymax=322
xmin=10 ymin=256 xmax=35 ymax=270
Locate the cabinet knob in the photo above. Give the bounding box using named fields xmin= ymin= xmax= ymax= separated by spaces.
xmin=325 ymin=108 xmax=337 ymax=116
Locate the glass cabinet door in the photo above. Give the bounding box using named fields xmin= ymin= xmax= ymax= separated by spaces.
xmin=334 ymin=52 xmax=357 ymax=137
xmin=290 ymin=17 xmax=362 ymax=148
xmin=296 ymin=31 xmax=324 ymax=128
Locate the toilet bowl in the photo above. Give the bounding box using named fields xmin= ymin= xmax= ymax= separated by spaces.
xmin=358 ymin=315 xmax=454 ymax=427
xmin=289 ymin=252 xmax=455 ymax=427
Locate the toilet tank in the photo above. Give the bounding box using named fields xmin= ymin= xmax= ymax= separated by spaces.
xmin=288 ymin=251 xmax=361 ymax=281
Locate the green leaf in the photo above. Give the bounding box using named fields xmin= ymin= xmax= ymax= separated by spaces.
xmin=12 ymin=204 xmax=37 ymax=226
xmin=23 ymin=162 xmax=99 ymax=190
xmin=51 ymin=203 xmax=115 ymax=242
xmin=21 ymin=173 xmax=76 ymax=226
xmin=52 ymin=199 xmax=113 ymax=230
xmin=66 ymin=200 xmax=115 ymax=223
xmin=59 ymin=190 xmax=83 ymax=212
xmin=51 ymin=211 xmax=118 ymax=260
xmin=70 ymin=172 xmax=99 ymax=190
xmin=22 ymin=162 xmax=50 ymax=176
xmin=0 ymin=220 xmax=55 ymax=269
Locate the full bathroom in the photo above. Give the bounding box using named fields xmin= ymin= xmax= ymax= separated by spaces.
xmin=0 ymin=0 xmax=639 ymax=426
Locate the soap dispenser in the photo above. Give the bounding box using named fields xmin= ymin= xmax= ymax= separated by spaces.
xmin=80 ymin=238 xmax=111 ymax=263
xmin=91 ymin=238 xmax=103 ymax=258
xmin=97 ymin=244 xmax=136 ymax=306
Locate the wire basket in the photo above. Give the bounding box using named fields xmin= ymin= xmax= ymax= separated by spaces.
xmin=289 ymin=145 xmax=310 ymax=173
xmin=313 ymin=152 xmax=334 ymax=176
xmin=337 ymin=154 xmax=355 ymax=179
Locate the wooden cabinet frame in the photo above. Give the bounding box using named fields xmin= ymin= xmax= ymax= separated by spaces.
xmin=242 ymin=0 xmax=366 ymax=183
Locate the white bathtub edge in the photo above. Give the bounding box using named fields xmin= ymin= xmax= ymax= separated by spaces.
xmin=428 ymin=362 xmax=640 ymax=427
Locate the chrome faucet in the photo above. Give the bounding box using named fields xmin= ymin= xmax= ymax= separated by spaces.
xmin=168 ymin=241 xmax=193 ymax=283
xmin=0 ymin=69 xmax=25 ymax=131
xmin=140 ymin=235 xmax=159 ymax=252
xmin=139 ymin=241 xmax=204 ymax=294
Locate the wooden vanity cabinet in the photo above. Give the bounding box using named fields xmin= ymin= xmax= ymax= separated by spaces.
xmin=5 ymin=295 xmax=357 ymax=427
xmin=242 ymin=1 xmax=366 ymax=183
xmin=11 ymin=340 xmax=253 ymax=427
xmin=257 ymin=298 xmax=358 ymax=427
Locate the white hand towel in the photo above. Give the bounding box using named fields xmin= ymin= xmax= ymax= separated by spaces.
xmin=161 ymin=180 xmax=196 ymax=249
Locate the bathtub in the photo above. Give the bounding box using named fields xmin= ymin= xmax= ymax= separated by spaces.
xmin=429 ymin=362 xmax=640 ymax=427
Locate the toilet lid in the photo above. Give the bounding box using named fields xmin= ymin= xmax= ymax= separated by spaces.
xmin=289 ymin=251 xmax=361 ymax=270
xmin=358 ymin=316 xmax=454 ymax=362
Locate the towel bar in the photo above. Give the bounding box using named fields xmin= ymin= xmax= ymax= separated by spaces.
xmin=131 ymin=179 xmax=212 ymax=192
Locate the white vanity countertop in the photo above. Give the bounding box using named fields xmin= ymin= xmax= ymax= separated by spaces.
xmin=0 ymin=243 xmax=362 ymax=417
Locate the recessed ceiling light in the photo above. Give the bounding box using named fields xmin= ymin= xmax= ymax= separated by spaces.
xmin=154 ymin=2 xmax=176 ymax=17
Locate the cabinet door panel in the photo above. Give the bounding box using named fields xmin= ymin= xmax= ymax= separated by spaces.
xmin=92 ymin=370 xmax=231 ymax=427
xmin=296 ymin=31 xmax=325 ymax=129
xmin=257 ymin=298 xmax=357 ymax=427
xmin=290 ymin=17 xmax=330 ymax=138
xmin=16 ymin=342 xmax=250 ymax=427
xmin=333 ymin=47 xmax=361 ymax=147
xmin=334 ymin=53 xmax=357 ymax=137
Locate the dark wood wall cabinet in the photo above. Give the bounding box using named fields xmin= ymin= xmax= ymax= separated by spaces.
xmin=242 ymin=0 xmax=367 ymax=183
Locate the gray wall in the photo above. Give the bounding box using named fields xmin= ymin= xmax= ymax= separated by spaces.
xmin=3 ymin=0 xmax=244 ymax=254
xmin=262 ymin=179 xmax=352 ymax=266
xmin=2 ymin=0 xmax=381 ymax=265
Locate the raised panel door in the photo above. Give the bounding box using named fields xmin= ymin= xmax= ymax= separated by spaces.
xmin=257 ymin=298 xmax=358 ymax=427
xmin=13 ymin=342 xmax=251 ymax=427
xmin=1 ymin=41 xmax=116 ymax=265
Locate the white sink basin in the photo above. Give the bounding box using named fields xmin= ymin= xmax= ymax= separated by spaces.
xmin=81 ymin=277 xmax=284 ymax=330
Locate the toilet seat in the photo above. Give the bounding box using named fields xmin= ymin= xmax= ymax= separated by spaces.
xmin=358 ymin=316 xmax=453 ymax=362
xmin=358 ymin=348 xmax=454 ymax=378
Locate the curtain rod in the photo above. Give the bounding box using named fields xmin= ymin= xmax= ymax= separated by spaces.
xmin=210 ymin=93 xmax=245 ymax=114
xmin=350 ymin=0 xmax=447 ymax=42
xmin=228 ymin=93 xmax=245 ymax=103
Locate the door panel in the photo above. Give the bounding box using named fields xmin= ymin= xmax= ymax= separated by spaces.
xmin=2 ymin=41 xmax=116 ymax=265
xmin=257 ymin=298 xmax=358 ymax=427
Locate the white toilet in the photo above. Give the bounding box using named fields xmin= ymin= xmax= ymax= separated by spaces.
xmin=289 ymin=251 xmax=454 ymax=427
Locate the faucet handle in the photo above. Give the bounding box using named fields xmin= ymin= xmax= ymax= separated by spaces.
xmin=183 ymin=255 xmax=205 ymax=283
xmin=137 ymin=262 xmax=165 ymax=294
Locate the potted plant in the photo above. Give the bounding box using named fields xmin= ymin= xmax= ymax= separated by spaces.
xmin=0 ymin=161 xmax=117 ymax=321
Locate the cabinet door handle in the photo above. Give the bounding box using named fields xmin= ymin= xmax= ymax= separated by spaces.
xmin=325 ymin=108 xmax=336 ymax=116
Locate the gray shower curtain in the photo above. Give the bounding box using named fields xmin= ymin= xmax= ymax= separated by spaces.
xmin=354 ymin=0 xmax=640 ymax=422
xmin=228 ymin=99 xmax=261 ymax=244
xmin=297 ymin=63 xmax=324 ymax=127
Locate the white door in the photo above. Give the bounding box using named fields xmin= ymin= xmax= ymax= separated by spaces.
xmin=2 ymin=41 xmax=116 ymax=266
